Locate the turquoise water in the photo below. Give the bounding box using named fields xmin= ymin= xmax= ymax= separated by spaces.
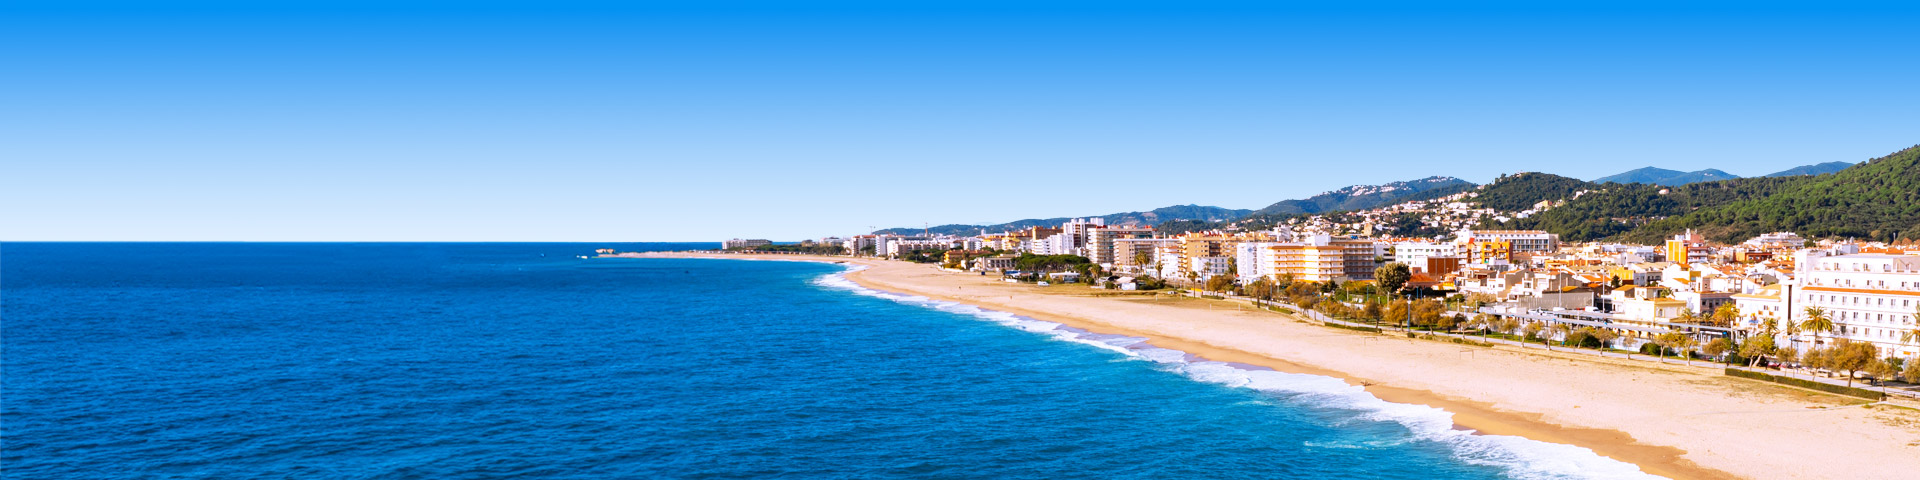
xmin=2 ymin=243 xmax=1657 ymax=479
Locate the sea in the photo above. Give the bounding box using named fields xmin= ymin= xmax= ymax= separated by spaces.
xmin=2 ymin=243 xmax=1660 ymax=479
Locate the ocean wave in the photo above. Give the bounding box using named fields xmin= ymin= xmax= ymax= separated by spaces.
xmin=812 ymin=268 xmax=1663 ymax=480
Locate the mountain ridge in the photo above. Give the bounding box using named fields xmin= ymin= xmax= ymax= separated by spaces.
xmin=874 ymin=205 xmax=1252 ymax=236
xmin=1592 ymin=167 xmax=1740 ymax=186
xmin=1254 ymin=176 xmax=1475 ymax=215
xmin=1763 ymin=161 xmax=1855 ymax=177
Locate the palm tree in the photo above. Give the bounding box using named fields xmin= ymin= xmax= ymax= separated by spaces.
xmin=1676 ymin=308 xmax=1699 ymax=325
xmin=1801 ymin=306 xmax=1834 ymax=349
xmin=1900 ymin=327 xmax=1920 ymax=361
xmin=1711 ymin=303 xmax=1741 ymax=328
xmin=1783 ymin=317 xmax=1802 ymax=351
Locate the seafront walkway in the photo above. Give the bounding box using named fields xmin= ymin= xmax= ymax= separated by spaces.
xmin=1190 ymin=292 xmax=1920 ymax=401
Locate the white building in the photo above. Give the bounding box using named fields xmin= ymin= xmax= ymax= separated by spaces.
xmin=1031 ymin=234 xmax=1076 ymax=256
xmin=1456 ymin=228 xmax=1560 ymax=253
xmin=842 ymin=236 xmax=878 ymax=255
xmin=722 ymin=238 xmax=772 ymax=250
xmin=1059 ymin=217 xmax=1107 ymax=256
xmin=1793 ymin=251 xmax=1920 ymax=358
xmin=1744 ymin=232 xmax=1807 ymax=250
xmin=1190 ymin=256 xmax=1233 ymax=280
xmin=1235 ymin=242 xmax=1280 ymax=283
xmin=878 ymin=236 xmax=953 ymax=257
xmin=1391 ymin=242 xmax=1459 ymax=273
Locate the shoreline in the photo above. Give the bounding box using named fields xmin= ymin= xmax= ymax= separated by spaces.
xmin=618 ymin=252 xmax=1920 ymax=479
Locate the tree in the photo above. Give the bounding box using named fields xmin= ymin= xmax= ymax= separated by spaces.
xmin=1653 ymin=333 xmax=1688 ymax=364
xmin=1866 ymin=359 xmax=1898 ymax=387
xmin=1590 ymin=328 xmax=1619 ymax=351
xmin=1414 ymin=300 xmax=1444 ymax=329
xmin=1905 ymin=358 xmax=1920 ymax=384
xmin=1374 ymin=263 xmax=1412 ymax=295
xmin=1205 ymin=275 xmax=1237 ymax=294
xmin=1738 ymin=334 xmax=1776 ymax=367
xmin=1569 ymin=327 xmax=1597 ymax=349
xmin=1671 ymin=335 xmax=1699 ymax=366
xmin=1801 ymin=306 xmax=1834 ymax=348
xmin=1703 ymin=337 xmax=1735 ymax=364
xmin=1548 ymin=323 xmax=1573 ymax=349
xmin=1774 ymin=346 xmax=1801 ymax=377
xmin=1245 ymin=278 xmax=1274 ymax=300
xmin=1828 ymin=339 xmax=1879 ymax=388
xmin=1472 ymin=313 xmax=1494 ymax=339
xmin=1363 ymin=300 xmax=1384 ymax=324
xmin=1521 ymin=323 xmax=1543 ymax=346
xmin=1676 ymin=308 xmax=1699 ymax=325
xmin=1384 ymin=299 xmax=1411 ymax=330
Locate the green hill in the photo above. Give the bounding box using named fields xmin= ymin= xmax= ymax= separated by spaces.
xmin=1496 ymin=146 xmax=1917 ymax=243
xmin=1617 ymin=146 xmax=1919 ymax=243
xmin=1470 ymin=172 xmax=1595 ymax=212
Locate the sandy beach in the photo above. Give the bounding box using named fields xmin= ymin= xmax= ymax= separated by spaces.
xmin=634 ymin=253 xmax=1920 ymax=480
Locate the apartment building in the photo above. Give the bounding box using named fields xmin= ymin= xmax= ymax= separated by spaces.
xmin=1664 ymin=230 xmax=1712 ymax=265
xmin=1793 ymin=251 xmax=1920 ymax=358
xmin=1458 ymin=228 xmax=1559 ymax=253
xmin=1060 ymin=218 xmax=1107 ymax=256
xmin=1087 ymin=227 xmax=1155 ymax=266
xmin=1744 ymin=232 xmax=1807 ymax=250
xmin=1113 ymin=238 xmax=1177 ymax=270
xmin=1234 ymin=235 xmax=1379 ymax=283
xmin=1392 ymin=242 xmax=1459 ymax=273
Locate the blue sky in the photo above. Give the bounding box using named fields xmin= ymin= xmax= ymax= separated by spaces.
xmin=4 ymin=1 xmax=1916 ymax=241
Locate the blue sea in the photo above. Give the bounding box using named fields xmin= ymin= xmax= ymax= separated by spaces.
xmin=2 ymin=243 xmax=1657 ymax=479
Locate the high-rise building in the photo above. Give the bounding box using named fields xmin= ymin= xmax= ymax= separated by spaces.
xmin=1088 ymin=227 xmax=1155 ymax=266
xmin=1235 ymin=235 xmax=1380 ymax=283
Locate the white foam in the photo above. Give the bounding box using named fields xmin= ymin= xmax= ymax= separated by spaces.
xmin=812 ymin=267 xmax=1664 ymax=480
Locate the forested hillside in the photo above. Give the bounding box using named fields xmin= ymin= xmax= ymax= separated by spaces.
xmin=1493 ymin=146 xmax=1918 ymax=243
xmin=1469 ymin=172 xmax=1595 ymax=212
xmin=1618 ymin=146 xmax=1919 ymax=243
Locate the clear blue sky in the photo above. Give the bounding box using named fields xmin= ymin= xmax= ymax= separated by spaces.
xmin=4 ymin=1 xmax=1916 ymax=241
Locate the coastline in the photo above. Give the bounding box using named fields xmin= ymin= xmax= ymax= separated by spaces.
xmin=619 ymin=252 xmax=1920 ymax=480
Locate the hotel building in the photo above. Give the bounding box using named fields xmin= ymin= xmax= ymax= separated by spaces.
xmin=1793 ymin=251 xmax=1920 ymax=358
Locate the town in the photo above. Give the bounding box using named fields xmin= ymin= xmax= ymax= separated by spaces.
xmin=722 ymin=198 xmax=1920 ymax=396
